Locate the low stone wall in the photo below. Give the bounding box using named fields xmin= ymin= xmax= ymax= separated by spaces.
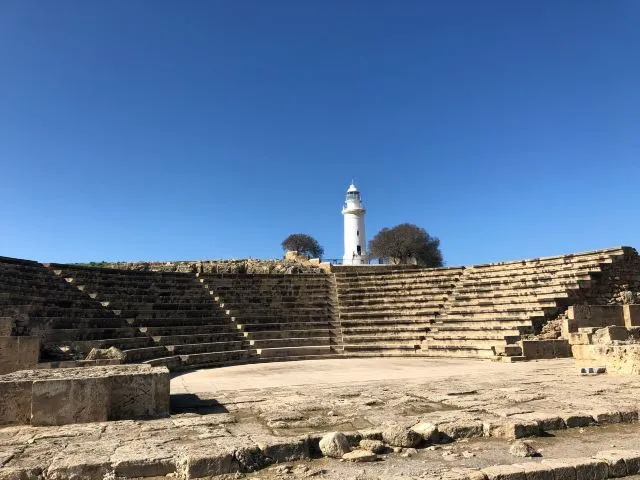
xmin=520 ymin=339 xmax=571 ymax=359
xmin=0 ymin=364 xmax=169 ymax=426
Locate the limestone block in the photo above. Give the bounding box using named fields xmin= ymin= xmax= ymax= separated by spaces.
xmin=616 ymin=450 xmax=640 ymax=475
xmin=568 ymin=305 xmax=625 ymax=329
xmin=438 ymin=420 xmax=484 ymax=441
xmin=381 ymin=424 xmax=422 ymax=447
xmin=539 ymin=459 xmax=576 ymax=480
xmin=234 ymin=446 xmax=269 ymax=473
xmin=481 ymin=464 xmax=526 ymax=480
xmin=521 ymin=340 xmax=571 ymax=359
xmin=512 ymin=412 xmax=565 ymax=432
xmin=565 ymin=457 xmax=608 ymax=480
xmin=483 ymin=420 xmax=539 ymax=440
xmin=624 ymin=305 xmax=640 ymax=327
xmin=46 ymin=441 xmax=117 ymax=480
xmin=592 ymin=326 xmax=629 ymax=344
xmin=0 ymin=380 xmax=31 ymax=425
xmin=257 ymin=436 xmax=310 ymax=462
xmin=178 ymin=442 xmax=239 ymax=478
xmin=591 ymin=410 xmax=622 ymax=424
xmin=111 ymin=443 xmax=177 ymax=478
xmin=0 ymin=337 xmax=39 ymax=375
xmin=108 ymin=367 xmax=170 ymax=419
xmin=519 ymin=462 xmax=554 ymax=480
xmin=561 ymin=413 xmax=594 ymax=428
xmin=31 ymin=377 xmax=110 ymax=426
xmin=594 ymin=450 xmax=627 ymax=477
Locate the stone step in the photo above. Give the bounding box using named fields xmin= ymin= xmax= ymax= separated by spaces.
xmin=256 ymin=353 xmax=341 ymax=363
xmin=420 ymin=345 xmax=496 ymax=358
xmin=249 ymin=337 xmax=331 ymax=349
xmin=239 ymin=321 xmax=332 ymax=332
xmin=41 ymin=327 xmax=141 ymax=342
xmin=338 ymin=300 xmax=444 ymax=310
xmin=167 ymin=341 xmax=246 ymax=355
xmin=440 ymin=311 xmax=547 ymax=321
xmin=341 ymin=333 xmax=426 ymax=344
xmin=244 ymin=329 xmax=332 ymax=340
xmin=122 ymin=346 xmax=171 ymax=362
xmin=452 ymin=289 xmax=571 ymax=301
xmin=7 ymin=307 xmax=119 ymax=319
xmin=450 ymin=294 xmax=568 ymax=307
xmin=179 ymin=349 xmax=254 ymax=367
xmin=142 ymin=355 xmax=183 ymax=370
xmin=151 ymin=333 xmax=242 ymax=346
xmin=122 ymin=310 xmax=221 ymax=319
xmin=339 ymin=317 xmax=434 ymax=327
xmin=456 ymin=273 xmax=593 ymax=288
xmin=125 ymin=316 xmax=228 ymax=327
xmin=461 ymin=253 xmax=619 ymax=273
xmin=336 ymin=288 xmax=451 ymax=300
xmin=341 ymin=325 xmax=429 ymax=335
xmin=342 ymin=344 xmax=421 ymax=353
xmin=446 ymin=301 xmax=557 ymax=313
xmin=340 ymin=310 xmax=440 ymax=319
xmin=139 ymin=325 xmax=237 ymax=336
xmin=435 ymin=318 xmax=535 ymax=329
xmin=422 ymin=337 xmax=512 ymax=348
xmin=230 ymin=315 xmax=332 ymax=324
xmin=256 ymin=345 xmax=332 ymax=358
xmin=429 ymin=329 xmax=521 ymax=340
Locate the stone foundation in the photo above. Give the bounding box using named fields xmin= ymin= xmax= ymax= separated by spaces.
xmin=520 ymin=339 xmax=571 ymax=359
xmin=0 ymin=364 xmax=169 ymax=426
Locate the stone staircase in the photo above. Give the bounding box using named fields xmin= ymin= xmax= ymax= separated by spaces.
xmin=0 ymin=256 xmax=145 ymax=364
xmin=199 ymin=273 xmax=339 ymax=362
xmin=333 ymin=266 xmax=465 ymax=356
xmin=49 ymin=264 xmax=255 ymax=370
xmin=422 ymin=247 xmax=629 ymax=360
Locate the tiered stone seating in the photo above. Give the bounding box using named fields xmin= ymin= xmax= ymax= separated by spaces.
xmin=422 ymin=247 xmax=628 ymax=359
xmin=334 ymin=267 xmax=465 ymax=355
xmin=50 ymin=265 xmax=254 ymax=370
xmin=200 ymin=273 xmax=338 ymax=362
xmin=0 ymin=256 xmax=146 ymax=363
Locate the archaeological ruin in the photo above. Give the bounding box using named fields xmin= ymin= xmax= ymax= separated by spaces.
xmin=2 ymin=245 xmax=640 ymax=479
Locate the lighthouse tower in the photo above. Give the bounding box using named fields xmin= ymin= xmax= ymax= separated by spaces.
xmin=342 ymin=182 xmax=368 ymax=265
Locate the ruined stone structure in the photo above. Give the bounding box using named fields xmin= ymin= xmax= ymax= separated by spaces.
xmin=0 ymin=364 xmax=169 ymax=426
xmin=1 ymin=246 xmax=639 ymax=372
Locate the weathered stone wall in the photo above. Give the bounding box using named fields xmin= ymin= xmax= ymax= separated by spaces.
xmin=569 ymin=247 xmax=640 ymax=305
xmin=0 ymin=364 xmax=169 ymax=426
xmin=86 ymin=258 xmax=327 ymax=275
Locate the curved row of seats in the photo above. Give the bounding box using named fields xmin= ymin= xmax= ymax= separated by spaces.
xmin=0 ymin=246 xmax=633 ymax=370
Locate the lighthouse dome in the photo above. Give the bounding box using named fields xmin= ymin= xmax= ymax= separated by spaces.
xmin=347 ymin=182 xmax=359 ymax=193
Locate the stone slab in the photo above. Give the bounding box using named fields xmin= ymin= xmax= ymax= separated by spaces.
xmin=0 ymin=380 xmax=31 ymax=425
xmin=31 ymin=377 xmax=111 ymax=426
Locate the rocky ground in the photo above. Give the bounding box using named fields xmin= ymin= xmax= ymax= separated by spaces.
xmin=3 ymin=358 xmax=640 ymax=479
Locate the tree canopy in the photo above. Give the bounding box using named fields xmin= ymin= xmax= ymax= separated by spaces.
xmin=368 ymin=223 xmax=443 ymax=267
xmin=281 ymin=233 xmax=324 ymax=259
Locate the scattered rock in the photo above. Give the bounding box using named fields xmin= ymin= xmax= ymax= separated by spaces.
xmin=382 ymin=424 xmax=422 ymax=448
xmin=401 ymin=448 xmax=417 ymax=458
xmin=509 ymin=441 xmax=540 ymax=458
xmin=342 ymin=450 xmax=377 ymax=462
xmin=410 ymin=422 xmax=439 ymax=444
xmin=461 ymin=450 xmax=475 ymax=458
xmin=393 ymin=447 xmax=402 ymax=453
xmin=319 ymin=432 xmax=351 ymax=458
xmin=358 ymin=439 xmax=386 ymax=454
xmin=85 ymin=346 xmax=125 ymax=361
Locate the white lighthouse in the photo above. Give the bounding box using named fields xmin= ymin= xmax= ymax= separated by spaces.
xmin=342 ymin=181 xmax=368 ymax=265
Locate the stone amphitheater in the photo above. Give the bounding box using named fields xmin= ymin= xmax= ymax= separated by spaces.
xmin=2 ymin=246 xmax=640 ymax=480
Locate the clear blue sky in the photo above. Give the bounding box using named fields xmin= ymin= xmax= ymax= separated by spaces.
xmin=1 ymin=1 xmax=639 ymax=266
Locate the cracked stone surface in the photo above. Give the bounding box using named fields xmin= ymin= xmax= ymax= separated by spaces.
xmin=2 ymin=357 xmax=640 ymax=478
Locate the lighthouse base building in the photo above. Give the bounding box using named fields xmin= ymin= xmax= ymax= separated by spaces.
xmin=342 ymin=182 xmax=368 ymax=265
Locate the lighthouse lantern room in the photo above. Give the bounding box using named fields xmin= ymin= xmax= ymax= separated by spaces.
xmin=342 ymin=181 xmax=368 ymax=265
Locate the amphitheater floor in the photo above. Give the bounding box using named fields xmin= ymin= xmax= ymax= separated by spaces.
xmin=4 ymin=357 xmax=640 ymax=480
xmin=171 ymin=357 xmax=532 ymax=393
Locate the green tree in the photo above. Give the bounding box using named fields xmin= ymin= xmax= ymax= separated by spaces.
xmin=281 ymin=233 xmax=324 ymax=259
xmin=368 ymin=223 xmax=443 ymax=267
